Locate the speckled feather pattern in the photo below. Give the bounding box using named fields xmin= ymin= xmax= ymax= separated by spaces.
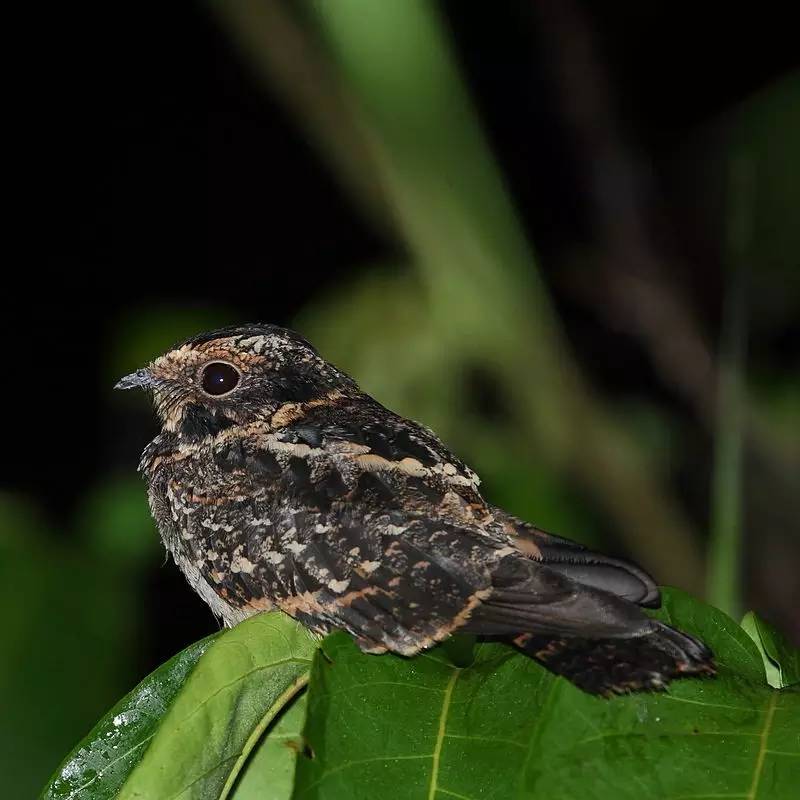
xmin=129 ymin=324 xmax=715 ymax=695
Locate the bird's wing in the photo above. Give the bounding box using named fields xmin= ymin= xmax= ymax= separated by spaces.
xmin=282 ymin=402 xmax=661 ymax=611
xmin=462 ymin=552 xmax=656 ymax=639
xmin=493 ymin=508 xmax=661 ymax=608
xmin=167 ymin=472 xmax=660 ymax=656
xmin=268 ymin=508 xmax=504 ymax=655
xmin=166 ymin=415 xmax=504 ymax=655
xmin=165 ymin=416 xmax=660 ymax=657
xmin=462 ymin=548 xmax=714 ymax=695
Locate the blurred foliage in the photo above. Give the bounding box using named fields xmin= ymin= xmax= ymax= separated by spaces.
xmin=75 ymin=478 xmax=155 ymax=565
xmin=2 ymin=1 xmax=797 ymax=797
xmin=0 ymin=495 xmax=143 ymax=798
xmin=736 ymin=75 xmax=800 ymax=289
xmin=707 ymin=156 xmax=751 ymax=619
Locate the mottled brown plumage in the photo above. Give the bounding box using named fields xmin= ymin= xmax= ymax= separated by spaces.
xmin=118 ymin=324 xmax=714 ymax=695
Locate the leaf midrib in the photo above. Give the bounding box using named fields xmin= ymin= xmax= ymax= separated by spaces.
xmin=747 ymin=692 xmax=779 ymax=800
xmin=218 ymin=674 xmax=309 ymax=800
xmin=427 ymin=668 xmax=460 ymax=800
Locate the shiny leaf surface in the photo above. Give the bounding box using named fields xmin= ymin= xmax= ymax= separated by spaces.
xmin=43 ymin=636 xmax=217 ymax=800
xmin=42 ymin=612 xmax=318 ymax=800
xmin=294 ymin=589 xmax=799 ymax=800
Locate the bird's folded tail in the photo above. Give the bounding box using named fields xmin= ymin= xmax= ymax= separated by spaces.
xmin=512 ymin=621 xmax=716 ymax=696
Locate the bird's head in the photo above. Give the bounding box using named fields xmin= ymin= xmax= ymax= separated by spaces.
xmin=116 ymin=324 xmax=357 ymax=440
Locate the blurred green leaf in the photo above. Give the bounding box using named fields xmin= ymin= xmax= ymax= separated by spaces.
xmin=0 ymin=496 xmax=140 ymax=800
xmin=742 ymin=612 xmax=800 ymax=689
xmin=294 ymin=589 xmax=799 ymax=800
xmin=736 ymin=74 xmax=800 ymax=286
xmin=74 ymin=476 xmax=158 ymax=565
xmin=617 ymin=401 xmax=679 ymax=474
xmin=0 ymin=491 xmax=51 ymax=547
xmin=297 ymin=267 xmax=450 ymax=421
xmin=750 ymin=373 xmax=800 ymax=450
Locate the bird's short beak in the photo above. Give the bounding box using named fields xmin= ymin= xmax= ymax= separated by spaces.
xmin=115 ymin=368 xmax=154 ymax=391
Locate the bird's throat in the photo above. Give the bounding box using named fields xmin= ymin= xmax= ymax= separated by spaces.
xmin=178 ymin=403 xmax=237 ymax=442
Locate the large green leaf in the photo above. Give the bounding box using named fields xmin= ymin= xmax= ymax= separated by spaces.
xmin=43 ymin=593 xmax=798 ymax=800
xmin=119 ymin=612 xmax=316 ymax=800
xmin=294 ymin=589 xmax=799 ymax=799
xmin=42 ymin=612 xmax=318 ymax=800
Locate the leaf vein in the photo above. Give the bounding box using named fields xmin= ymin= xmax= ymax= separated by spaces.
xmin=436 ymin=787 xmax=475 ymax=800
xmin=64 ymin=737 xmax=152 ymax=799
xmin=660 ymin=694 xmax=766 ymax=713
xmin=175 ymin=657 xmax=312 ymax=725
xmin=747 ymin=692 xmax=778 ymax=800
xmin=443 ymin=733 xmax=525 ymax=749
xmin=428 ymin=669 xmax=460 ymax=800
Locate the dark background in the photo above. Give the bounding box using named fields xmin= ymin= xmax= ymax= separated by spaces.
xmin=3 ymin=2 xmax=798 ymax=796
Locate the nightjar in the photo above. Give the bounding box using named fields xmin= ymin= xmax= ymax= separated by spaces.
xmin=117 ymin=324 xmax=714 ymax=695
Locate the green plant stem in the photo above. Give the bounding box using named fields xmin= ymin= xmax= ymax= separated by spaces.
xmin=708 ymin=155 xmax=753 ymax=617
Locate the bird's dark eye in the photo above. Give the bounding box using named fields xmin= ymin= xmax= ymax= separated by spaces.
xmin=200 ymin=362 xmax=241 ymax=396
